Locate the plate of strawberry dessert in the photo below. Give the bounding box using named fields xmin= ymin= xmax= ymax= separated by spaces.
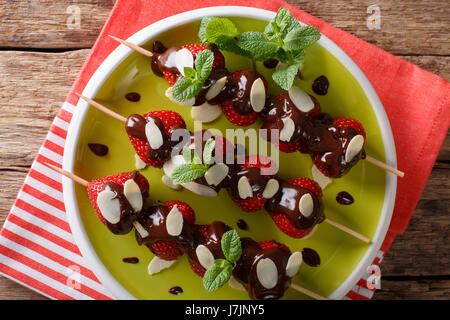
xmin=60 ymin=6 xmax=400 ymax=300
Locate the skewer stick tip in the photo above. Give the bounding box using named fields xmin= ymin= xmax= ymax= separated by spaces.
xmin=364 ymin=155 xmax=404 ymax=178
xmin=324 ymin=217 xmax=371 ymax=244
xmin=289 ymin=283 xmax=327 ymax=300
xmin=43 ymin=162 xmax=89 ymax=187
xmin=76 ymin=94 xmax=127 ymax=123
xmin=107 ymin=34 xmax=154 ymax=58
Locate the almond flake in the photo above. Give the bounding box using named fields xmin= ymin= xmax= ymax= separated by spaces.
xmin=262 ymin=179 xmax=279 ymax=199
xmin=148 ymin=256 xmax=176 ymax=275
xmin=345 ymin=134 xmax=364 ymax=163
xmin=166 ymin=205 xmax=183 ymax=236
xmin=191 ymin=102 xmax=222 ymax=123
xmin=205 ymin=76 xmax=227 ymax=100
xmin=204 ymin=164 xmax=229 ymax=186
xmin=279 ymin=117 xmax=295 ymax=142
xmin=195 ymin=245 xmax=215 ymax=270
xmin=175 ymin=48 xmax=194 ymax=76
xmin=285 ymin=251 xmax=303 ymax=277
xmin=238 ymin=176 xmax=253 ymax=199
xmin=298 ymin=193 xmax=314 ymax=217
xmin=145 ymin=118 xmax=163 ymax=149
xmin=123 ymin=179 xmax=143 ymax=212
xmin=96 ymin=190 xmax=121 ymax=224
xmin=250 ymin=78 xmax=266 ymax=112
xmin=288 ymin=86 xmax=314 ymax=112
xmin=256 ymin=258 xmax=278 ymax=289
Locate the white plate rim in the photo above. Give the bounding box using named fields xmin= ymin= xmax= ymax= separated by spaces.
xmin=62 ymin=6 xmax=397 ymax=300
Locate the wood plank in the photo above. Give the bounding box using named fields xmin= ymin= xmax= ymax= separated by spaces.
xmin=0 ymin=0 xmax=449 ymax=56
xmin=0 ymin=277 xmax=47 ymax=300
xmin=373 ymin=278 xmax=450 ymax=299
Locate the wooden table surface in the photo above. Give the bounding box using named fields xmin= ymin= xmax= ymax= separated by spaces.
xmin=0 ymin=0 xmax=448 ymax=300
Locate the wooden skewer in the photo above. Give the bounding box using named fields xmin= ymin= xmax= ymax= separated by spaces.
xmin=46 ymin=162 xmax=325 ymax=300
xmin=365 ymin=155 xmax=404 ymax=177
xmin=75 ymin=93 xmax=127 ymax=123
xmin=324 ymin=217 xmax=370 ymax=243
xmin=44 ymin=162 xmax=89 ymax=187
xmin=108 ymin=35 xmax=154 ymax=59
xmin=290 ymin=283 xmax=327 ymax=300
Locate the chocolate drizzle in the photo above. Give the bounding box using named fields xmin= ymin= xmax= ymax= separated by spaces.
xmin=135 ymin=205 xmax=294 ymax=300
xmin=122 ymin=257 xmax=139 ymax=264
xmin=169 ymin=286 xmax=183 ymax=295
xmin=88 ymin=143 xmax=108 ymax=156
xmin=125 ymin=92 xmax=141 ymax=102
xmin=336 ymin=191 xmax=354 ymax=205
xmin=301 ymin=248 xmax=320 ymax=267
xmin=312 ymin=76 xmax=329 ymax=95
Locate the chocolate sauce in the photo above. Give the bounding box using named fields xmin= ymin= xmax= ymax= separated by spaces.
xmin=312 ymin=76 xmax=329 ymax=95
xmin=122 ymin=257 xmax=139 ymax=264
xmin=225 ymin=69 xmax=263 ymax=115
xmin=236 ymin=219 xmax=248 ymax=230
xmin=125 ymin=114 xmax=184 ymax=163
xmin=101 ymin=180 xmax=137 ymax=234
xmin=301 ymin=248 xmax=320 ymax=267
xmin=265 ymin=180 xmax=323 ymax=230
xmin=263 ymin=59 xmax=279 ymax=69
xmin=336 ymin=191 xmax=354 ymax=205
xmin=125 ymin=92 xmax=141 ymax=102
xmin=228 ymin=167 xmax=269 ymax=201
xmin=169 ymin=286 xmax=183 ymax=295
xmin=150 ymin=41 xmax=167 ymax=77
xmin=88 ymin=143 xmax=108 ymax=156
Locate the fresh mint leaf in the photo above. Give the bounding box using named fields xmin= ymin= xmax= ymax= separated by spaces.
xmin=237 ymin=32 xmax=279 ymax=60
xmin=199 ymin=16 xmax=215 ymax=43
xmin=215 ymin=37 xmax=253 ymax=58
xmin=273 ymin=7 xmax=292 ymax=34
xmin=171 ymin=164 xmax=207 ymax=184
xmin=284 ymin=25 xmax=321 ymax=52
xmin=221 ymin=230 xmax=242 ymax=263
xmin=183 ymin=67 xmax=197 ymax=81
xmin=172 ymin=77 xmax=203 ymax=102
xmin=203 ymin=259 xmax=232 ymax=292
xmin=205 ymin=18 xmax=238 ymax=43
xmin=272 ymin=63 xmax=301 ymax=90
xmin=202 ymin=138 xmax=216 ymax=166
xmin=195 ymin=49 xmax=214 ymax=81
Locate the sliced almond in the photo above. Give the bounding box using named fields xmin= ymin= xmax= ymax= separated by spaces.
xmin=161 ymin=175 xmax=182 ymax=191
xmin=262 ymin=179 xmax=279 ymax=199
xmin=345 ymin=134 xmax=364 ymax=163
xmin=133 ymin=221 xmax=149 ymax=238
xmin=205 ymin=76 xmax=227 ymax=100
xmin=311 ymin=164 xmax=332 ymax=189
xmin=228 ymin=276 xmax=246 ymax=291
xmin=145 ymin=118 xmax=163 ymax=149
xmin=195 ymin=245 xmax=215 ymax=270
xmin=256 ymin=258 xmax=278 ymax=289
xmin=250 ymin=78 xmax=266 ymax=112
xmin=123 ymin=179 xmax=143 ymax=212
xmin=288 ymin=86 xmax=314 ymax=112
xmin=135 ymin=154 xmax=147 ymax=170
xmin=279 ymin=117 xmax=295 ymax=142
xmin=238 ymin=176 xmax=253 ymax=199
xmin=205 ymin=163 xmax=229 ymax=186
xmin=298 ymin=193 xmax=314 ymax=218
xmin=165 ymin=86 xmax=195 ymax=107
xmin=175 ymin=48 xmax=194 ymax=76
xmin=191 ymin=102 xmax=222 ymax=123
xmin=166 ymin=204 xmax=183 ymax=236
xmin=302 ymin=225 xmax=318 ymax=240
xmin=96 ymin=190 xmax=121 ymax=224
xmin=182 ymin=181 xmax=218 ymax=197
xmin=163 ymin=155 xmax=186 ymax=177
xmin=148 ymin=256 xmax=176 ymax=275
xmin=285 ymin=251 xmax=303 ymax=277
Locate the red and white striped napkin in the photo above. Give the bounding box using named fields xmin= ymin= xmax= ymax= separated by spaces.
xmin=0 ymin=0 xmax=448 ymax=300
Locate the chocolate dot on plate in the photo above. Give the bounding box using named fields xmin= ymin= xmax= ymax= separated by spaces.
xmin=88 ymin=143 xmax=108 ymax=156
xmin=301 ymin=248 xmax=320 ymax=267
xmin=125 ymin=92 xmax=141 ymax=102
xmin=263 ymin=58 xmax=279 ymax=69
xmin=169 ymin=286 xmax=183 ymax=295
xmin=336 ymin=191 xmax=354 ymax=205
xmin=122 ymin=257 xmax=139 ymax=264
xmin=236 ymin=219 xmax=248 ymax=230
xmin=312 ymin=75 xmax=329 ymax=95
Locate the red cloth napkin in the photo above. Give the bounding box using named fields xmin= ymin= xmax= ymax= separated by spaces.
xmin=0 ymin=0 xmax=448 ymax=300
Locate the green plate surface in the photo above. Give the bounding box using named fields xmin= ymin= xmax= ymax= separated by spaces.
xmin=74 ymin=18 xmax=385 ymax=299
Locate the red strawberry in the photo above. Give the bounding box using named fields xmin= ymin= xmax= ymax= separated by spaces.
xmin=183 ymin=44 xmax=225 ymax=69
xmin=276 ymin=140 xmax=302 ymax=153
xmin=164 ymin=200 xmax=195 ymax=224
xmin=163 ymin=44 xmax=225 ymax=86
xmin=269 ymin=214 xmax=314 ymax=239
xmin=269 ymin=177 xmax=321 ymax=239
xmin=128 ymin=110 xmax=186 ymax=168
xmin=189 ymin=258 xmax=205 ymax=277
xmin=87 ymin=171 xmax=149 ymax=226
xmin=196 ymin=224 xmax=211 ymax=240
xmin=146 ymin=241 xmax=183 ymax=261
xmin=333 ymin=117 xmax=366 ymax=140
xmin=288 ymin=177 xmax=322 ymax=200
xmin=259 ymin=240 xmax=291 ymax=254
xmin=221 ymin=100 xmax=258 ymax=127
xmin=231 ymin=156 xmax=276 ymax=212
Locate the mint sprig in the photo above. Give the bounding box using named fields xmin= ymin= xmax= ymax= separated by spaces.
xmin=172 ymin=49 xmax=214 ymax=102
xmin=170 ymin=138 xmax=216 ymax=184
xmin=198 ymin=7 xmax=321 ymax=90
xmin=202 ymin=229 xmax=242 ymax=292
